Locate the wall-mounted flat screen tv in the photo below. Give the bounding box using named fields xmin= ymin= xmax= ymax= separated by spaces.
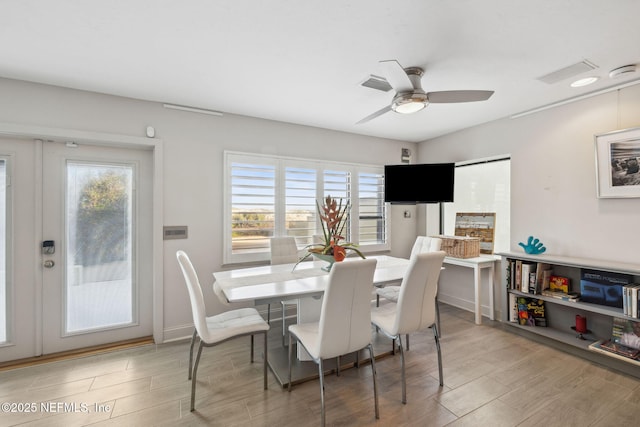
xmin=384 ymin=163 xmax=455 ymax=204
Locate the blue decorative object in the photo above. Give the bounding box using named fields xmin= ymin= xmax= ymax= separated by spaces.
xmin=518 ymin=236 xmax=546 ymax=255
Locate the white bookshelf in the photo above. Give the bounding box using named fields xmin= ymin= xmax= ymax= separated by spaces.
xmin=497 ymin=251 xmax=640 ymax=376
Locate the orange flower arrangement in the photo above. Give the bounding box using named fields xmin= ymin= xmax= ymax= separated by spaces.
xmin=295 ymin=195 xmax=365 ymax=269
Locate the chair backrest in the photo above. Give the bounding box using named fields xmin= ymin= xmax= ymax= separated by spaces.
xmin=270 ymin=236 xmax=299 ymax=265
xmin=394 ymin=251 xmax=446 ymax=335
xmin=176 ymin=250 xmax=213 ymax=343
xmin=409 ymin=236 xmax=442 ymax=259
xmin=315 ymin=258 xmax=378 ymax=359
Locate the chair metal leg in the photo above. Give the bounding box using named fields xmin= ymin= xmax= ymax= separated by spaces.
xmin=375 ymin=295 xmax=380 ymax=332
xmin=263 ymin=331 xmax=268 ymax=390
xmin=188 ymin=329 xmax=197 ymax=380
xmin=433 ymin=323 xmax=443 ymax=386
xmin=318 ymin=358 xmax=326 ymax=427
xmin=281 ymin=301 xmax=286 ymax=347
xmin=406 ymin=334 xmax=410 ymax=351
xmin=436 ymin=296 xmax=441 ymax=338
xmin=287 ymin=333 xmax=293 ymax=392
xmin=367 ymin=344 xmax=380 ymax=419
xmin=267 ymin=303 xmax=271 ymax=324
xmin=250 ymin=334 xmax=255 ymax=363
xmin=190 ymin=342 xmax=204 ymax=411
xmin=398 ymin=335 xmax=407 ymax=404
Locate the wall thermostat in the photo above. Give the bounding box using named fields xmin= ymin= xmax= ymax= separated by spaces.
xmin=146 ymin=126 xmax=155 ymax=138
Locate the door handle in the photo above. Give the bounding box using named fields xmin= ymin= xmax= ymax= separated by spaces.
xmin=43 ymin=260 xmax=55 ymax=268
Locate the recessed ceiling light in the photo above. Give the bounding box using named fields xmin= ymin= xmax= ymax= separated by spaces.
xmin=570 ymin=76 xmax=599 ymax=87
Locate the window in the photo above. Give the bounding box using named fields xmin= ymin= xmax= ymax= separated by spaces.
xmin=225 ymin=152 xmax=388 ymax=264
xmin=442 ymin=156 xmax=510 ymax=253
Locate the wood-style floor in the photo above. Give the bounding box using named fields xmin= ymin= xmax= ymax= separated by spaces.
xmin=1 ymin=303 xmax=640 ymax=426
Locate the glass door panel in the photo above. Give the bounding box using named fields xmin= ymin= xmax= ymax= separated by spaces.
xmin=65 ymin=162 xmax=134 ymax=333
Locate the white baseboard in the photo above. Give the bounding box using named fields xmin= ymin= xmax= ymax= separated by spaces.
xmin=438 ymin=293 xmax=494 ymax=319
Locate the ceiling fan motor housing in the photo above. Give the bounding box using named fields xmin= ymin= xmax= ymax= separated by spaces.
xmin=391 ymin=67 xmax=428 ymax=113
xmin=392 ymin=92 xmax=428 ymax=113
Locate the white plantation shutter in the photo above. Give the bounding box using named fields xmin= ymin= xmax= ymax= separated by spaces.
xmin=229 ymin=161 xmax=275 ymax=256
xmin=224 ymin=152 xmax=388 ymax=264
xmin=323 ymin=169 xmax=351 ymax=241
xmin=285 ymin=166 xmax=316 ymax=247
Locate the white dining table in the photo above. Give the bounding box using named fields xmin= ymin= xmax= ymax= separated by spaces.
xmin=213 ymin=255 xmax=410 ymax=306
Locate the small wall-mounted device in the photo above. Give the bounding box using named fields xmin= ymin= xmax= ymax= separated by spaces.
xmin=163 ymin=226 xmax=188 ymax=240
xmin=401 ymin=148 xmax=411 ymax=163
xmin=42 ymin=240 xmax=55 ymax=254
xmin=146 ymin=126 xmax=155 ymax=138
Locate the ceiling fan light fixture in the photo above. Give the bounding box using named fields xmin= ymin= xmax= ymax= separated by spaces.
xmin=391 ymin=92 xmax=427 ymax=114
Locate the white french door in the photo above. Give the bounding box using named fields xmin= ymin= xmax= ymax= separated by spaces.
xmin=0 ymin=138 xmax=153 ymax=361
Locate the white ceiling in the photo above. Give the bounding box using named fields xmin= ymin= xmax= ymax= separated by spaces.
xmin=2 ymin=1 xmax=640 ymax=142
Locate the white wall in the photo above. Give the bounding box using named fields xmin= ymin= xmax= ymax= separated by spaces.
xmin=419 ymin=84 xmax=640 ymax=318
xmin=0 ymin=77 xmax=417 ymax=341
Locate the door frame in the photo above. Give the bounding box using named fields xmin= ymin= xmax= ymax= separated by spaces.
xmin=0 ymin=121 xmax=164 ymax=350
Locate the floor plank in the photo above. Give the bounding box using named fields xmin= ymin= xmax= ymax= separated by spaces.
xmin=1 ymin=304 xmax=639 ymax=426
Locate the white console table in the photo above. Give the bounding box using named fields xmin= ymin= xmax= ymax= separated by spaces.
xmin=443 ymin=255 xmax=499 ymax=324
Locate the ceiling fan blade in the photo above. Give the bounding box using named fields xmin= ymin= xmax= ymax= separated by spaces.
xmin=427 ymin=90 xmax=494 ymax=103
xmin=356 ymin=105 xmax=393 ymax=124
xmin=379 ymin=60 xmax=414 ymax=93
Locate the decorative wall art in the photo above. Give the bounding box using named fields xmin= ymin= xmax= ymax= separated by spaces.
xmin=595 ymin=127 xmax=640 ymax=198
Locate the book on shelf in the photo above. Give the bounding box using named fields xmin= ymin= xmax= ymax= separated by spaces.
xmin=590 ymin=340 xmax=640 ymax=361
xmin=625 ymin=284 xmax=640 ymax=319
xmin=515 ymin=260 xmax=522 ymax=291
xmin=541 ymin=289 xmax=580 ymax=302
xmin=534 ymin=263 xmax=552 ymax=294
xmin=611 ymin=317 xmax=640 ymax=350
xmin=516 ymin=296 xmax=546 ymax=327
xmin=549 ymin=275 xmax=570 ymax=293
xmin=508 ymin=292 xmax=518 ymax=322
xmin=521 ymin=262 xmax=536 ymax=293
xmin=599 ymin=339 xmax=640 ymax=358
xmin=580 ymin=269 xmax=631 ymax=308
xmin=528 ymin=271 xmax=537 ymax=294
xmin=622 ymin=284 xmax=639 ymax=317
xmin=623 ymin=285 xmax=629 ymax=316
xmin=589 ymin=317 xmax=640 ymax=363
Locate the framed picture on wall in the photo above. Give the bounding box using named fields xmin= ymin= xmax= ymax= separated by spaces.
xmin=595 ymin=127 xmax=640 ymax=198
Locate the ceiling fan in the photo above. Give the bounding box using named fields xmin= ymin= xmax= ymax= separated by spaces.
xmin=357 ymin=60 xmax=494 ymax=124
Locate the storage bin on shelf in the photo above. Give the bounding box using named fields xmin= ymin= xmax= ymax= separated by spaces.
xmin=434 ymin=235 xmax=480 ymax=258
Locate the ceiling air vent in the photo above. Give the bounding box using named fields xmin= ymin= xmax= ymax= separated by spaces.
xmin=537 ymin=60 xmax=598 ymax=84
xmin=360 ymin=75 xmax=393 ymax=92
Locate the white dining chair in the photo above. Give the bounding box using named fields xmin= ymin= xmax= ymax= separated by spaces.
xmin=176 ymin=250 xmax=270 ymax=411
xmin=376 ymin=236 xmax=443 ymax=349
xmin=371 ymin=251 xmax=446 ymax=404
xmin=288 ymin=258 xmax=379 ymax=426
xmin=269 ymin=236 xmax=300 ymax=345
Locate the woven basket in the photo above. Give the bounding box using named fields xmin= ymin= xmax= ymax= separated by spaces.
xmin=435 ymin=235 xmax=480 ymax=258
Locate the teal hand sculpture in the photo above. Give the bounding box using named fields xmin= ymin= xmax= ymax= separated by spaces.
xmin=518 ymin=236 xmax=546 ymax=254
